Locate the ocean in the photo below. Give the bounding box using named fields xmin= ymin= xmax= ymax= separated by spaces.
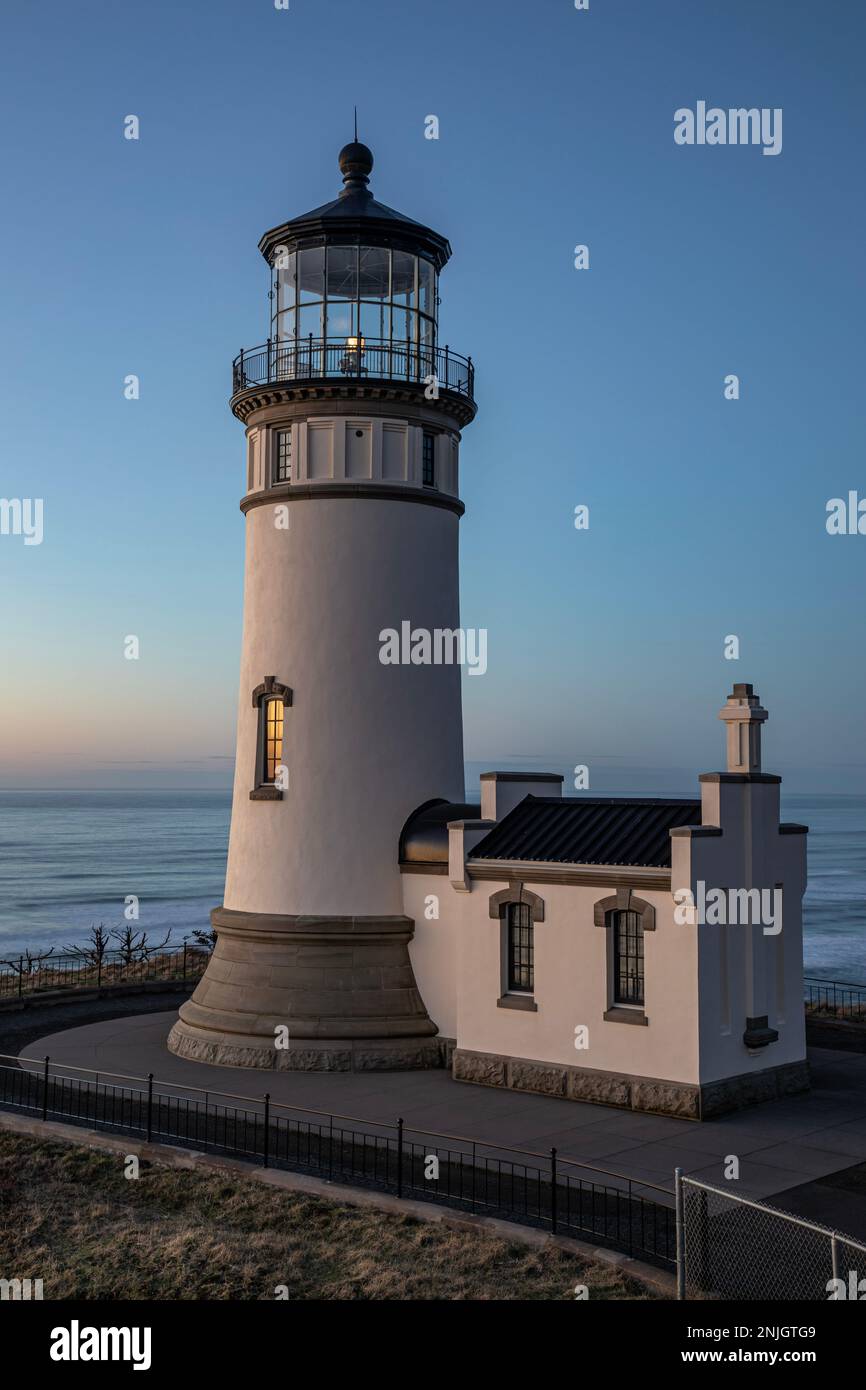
xmin=0 ymin=790 xmax=863 ymax=982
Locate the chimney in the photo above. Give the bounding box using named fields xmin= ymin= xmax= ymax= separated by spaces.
xmin=479 ymin=771 xmax=563 ymax=822
xmin=718 ymin=683 xmax=768 ymax=774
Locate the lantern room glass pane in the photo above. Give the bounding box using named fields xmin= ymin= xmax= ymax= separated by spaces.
xmin=326 ymin=245 xmax=358 ymax=301
xmin=325 ymin=300 xmax=357 ymax=339
xmin=360 ymin=299 xmax=388 ymax=341
xmin=298 ymin=302 xmax=323 ymax=340
xmin=418 ymin=258 xmax=435 ymax=315
xmin=276 ymin=309 xmax=296 ymax=342
xmin=391 ymin=251 xmax=416 ymax=309
xmin=359 ymin=246 xmax=390 ymax=300
xmin=298 ymin=246 xmax=325 ymax=303
xmin=391 ymin=305 xmax=409 ymax=344
xmin=276 ymin=250 xmax=296 ymax=308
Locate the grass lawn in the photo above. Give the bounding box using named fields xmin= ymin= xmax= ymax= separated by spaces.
xmin=0 ymin=1131 xmax=660 ymax=1300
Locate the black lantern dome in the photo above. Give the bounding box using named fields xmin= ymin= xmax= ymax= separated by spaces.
xmin=231 ymin=141 xmax=474 ymax=417
xmin=258 ymin=142 xmax=452 ymax=361
xmin=258 ymin=142 xmax=451 ymax=271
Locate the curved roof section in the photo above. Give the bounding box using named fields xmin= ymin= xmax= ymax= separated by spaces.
xmin=400 ymin=798 xmax=482 ymax=867
xmin=259 ymin=142 xmax=452 ymax=271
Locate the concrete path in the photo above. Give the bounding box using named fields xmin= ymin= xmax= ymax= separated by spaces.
xmin=19 ymin=1011 xmax=866 ymax=1207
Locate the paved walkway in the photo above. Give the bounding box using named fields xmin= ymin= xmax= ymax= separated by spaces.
xmin=19 ymin=1011 xmax=866 ymax=1206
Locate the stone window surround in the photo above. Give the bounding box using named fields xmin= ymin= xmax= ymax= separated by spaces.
xmin=594 ymin=888 xmax=655 ymax=1027
xmin=250 ymin=677 xmax=293 ymax=802
xmin=489 ymin=884 xmax=544 ymax=1013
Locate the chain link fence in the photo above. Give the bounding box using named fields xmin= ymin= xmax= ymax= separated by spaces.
xmin=676 ymin=1173 xmax=866 ymax=1300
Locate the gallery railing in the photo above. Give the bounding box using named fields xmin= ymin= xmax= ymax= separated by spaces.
xmin=0 ymin=945 xmax=211 ymax=1003
xmin=804 ymin=975 xmax=866 ymax=1021
xmin=0 ymin=1053 xmax=675 ymax=1269
xmin=232 ymin=337 xmax=474 ymax=400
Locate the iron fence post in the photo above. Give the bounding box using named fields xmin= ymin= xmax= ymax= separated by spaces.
xmin=18 ymin=957 xmax=23 ymax=1000
xmin=146 ymin=1073 xmax=153 ymax=1142
xmin=831 ymin=1232 xmax=840 ymax=1286
xmin=396 ymin=1117 xmax=404 ymax=1198
xmin=675 ymin=1167 xmax=686 ymax=1299
xmin=42 ymin=1055 xmax=49 ymax=1121
xmin=182 ymin=942 xmax=187 ymax=982
xmin=550 ymin=1147 xmax=558 ymax=1234
xmin=263 ymin=1093 xmax=270 ymax=1168
xmin=471 ymin=1140 xmax=476 ymax=1212
xmin=627 ymin=1178 xmax=634 ymax=1257
xmin=467 ymin=355 xmax=473 ymax=395
xmin=97 ymin=951 xmax=102 ymax=990
xmin=328 ymin=1115 xmax=333 ymax=1180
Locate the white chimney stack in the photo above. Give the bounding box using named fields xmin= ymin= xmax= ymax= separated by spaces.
xmin=718 ymin=683 xmax=768 ymax=774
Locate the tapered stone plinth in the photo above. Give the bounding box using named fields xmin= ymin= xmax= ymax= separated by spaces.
xmin=167 ymin=908 xmax=441 ymax=1071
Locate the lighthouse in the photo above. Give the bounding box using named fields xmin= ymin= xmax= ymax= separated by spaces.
xmin=168 ymin=140 xmax=477 ymax=1069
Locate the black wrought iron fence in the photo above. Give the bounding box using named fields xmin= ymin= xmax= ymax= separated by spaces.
xmin=0 ymin=1054 xmax=675 ymax=1269
xmin=232 ymin=337 xmax=474 ymax=399
xmin=804 ymin=975 xmax=866 ymax=1020
xmin=0 ymin=945 xmax=210 ymax=1002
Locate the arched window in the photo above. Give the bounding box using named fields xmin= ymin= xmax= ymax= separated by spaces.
xmin=611 ymin=909 xmax=644 ymax=1006
xmin=250 ymin=677 xmax=292 ymax=800
xmin=594 ymin=890 xmax=654 ymax=1024
xmin=506 ymin=901 xmax=534 ymax=993
xmin=262 ymin=697 xmax=284 ymax=785
xmin=488 ymin=885 xmax=544 ymax=1009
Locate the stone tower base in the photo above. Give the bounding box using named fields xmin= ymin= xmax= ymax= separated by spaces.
xmin=167 ymin=908 xmax=441 ymax=1072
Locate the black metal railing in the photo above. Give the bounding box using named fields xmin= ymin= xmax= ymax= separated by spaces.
xmin=0 ymin=1053 xmax=675 ymax=1268
xmin=0 ymin=945 xmax=210 ymax=1003
xmin=232 ymin=337 xmax=474 ymax=401
xmin=804 ymin=975 xmax=866 ymax=1020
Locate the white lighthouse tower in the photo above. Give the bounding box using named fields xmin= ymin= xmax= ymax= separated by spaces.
xmin=169 ymin=140 xmax=477 ymax=1069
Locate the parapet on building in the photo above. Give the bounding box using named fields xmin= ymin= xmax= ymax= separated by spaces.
xmin=168 ymin=143 xmax=808 ymax=1119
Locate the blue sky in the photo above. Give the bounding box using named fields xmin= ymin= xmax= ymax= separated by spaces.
xmin=0 ymin=0 xmax=863 ymax=792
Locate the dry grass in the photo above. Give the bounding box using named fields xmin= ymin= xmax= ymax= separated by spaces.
xmin=0 ymin=1131 xmax=660 ymax=1301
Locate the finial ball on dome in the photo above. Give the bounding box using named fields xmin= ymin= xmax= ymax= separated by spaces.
xmin=338 ymin=141 xmax=374 ymax=183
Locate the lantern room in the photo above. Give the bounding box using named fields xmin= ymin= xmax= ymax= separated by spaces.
xmin=233 ymin=140 xmax=474 ymax=397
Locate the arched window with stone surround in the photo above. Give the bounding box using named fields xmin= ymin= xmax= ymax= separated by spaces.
xmin=250 ymin=677 xmax=293 ymax=800
xmin=594 ymin=889 xmax=655 ymax=1024
xmin=488 ymin=885 xmax=545 ymax=1010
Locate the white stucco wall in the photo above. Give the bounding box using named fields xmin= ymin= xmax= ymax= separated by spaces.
xmin=673 ymin=778 xmax=807 ymax=1084
xmin=223 ymin=491 xmax=465 ymax=917
xmin=407 ymin=873 xmax=701 ymax=1084
xmin=403 ymin=873 xmax=458 ymax=1039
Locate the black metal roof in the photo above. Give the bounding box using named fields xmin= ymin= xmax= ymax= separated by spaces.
xmin=470 ymin=797 xmax=703 ymax=869
xmin=259 ymin=142 xmax=452 ymax=270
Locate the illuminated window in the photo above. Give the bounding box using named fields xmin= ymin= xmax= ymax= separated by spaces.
xmin=262 ymin=697 xmax=284 ymax=784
